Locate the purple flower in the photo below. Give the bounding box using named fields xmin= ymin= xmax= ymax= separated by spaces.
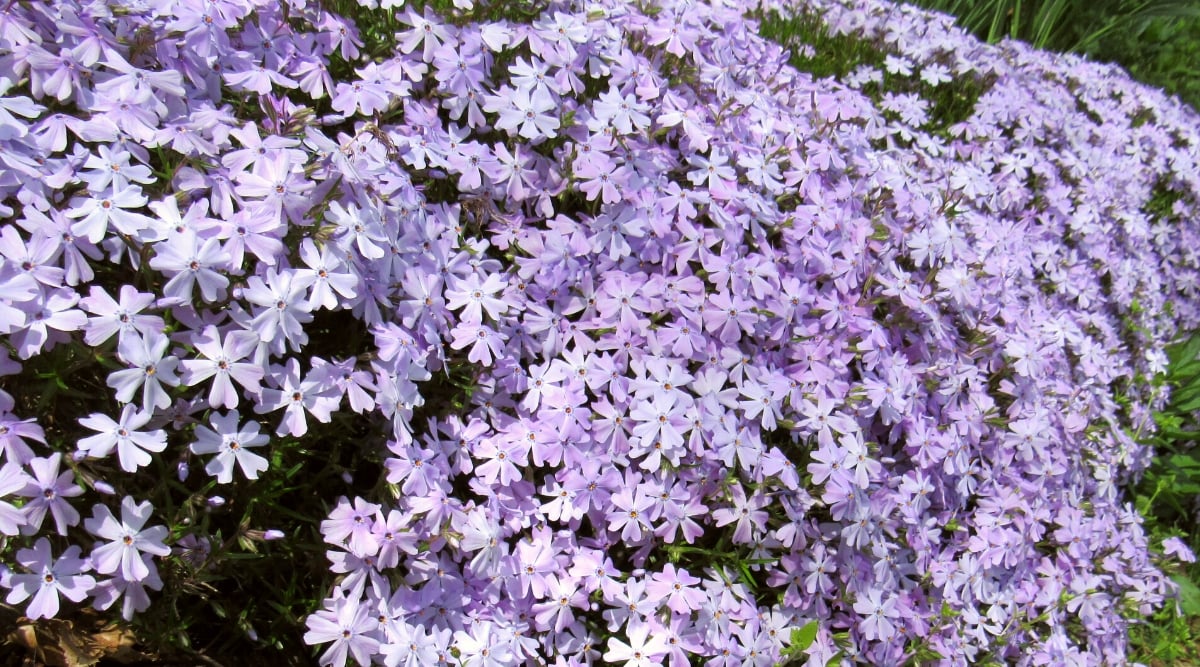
xmin=326 ymin=200 xmax=386 ymax=260
xmin=242 ymin=268 xmax=315 ymax=352
xmin=458 ymin=506 xmax=506 ymax=574
xmin=78 ymin=404 xmax=168 ymax=473
xmin=646 ymin=563 xmax=705 ymax=614
xmin=303 ymin=591 xmax=380 ymax=667
xmin=79 ymin=145 xmax=155 ymax=192
xmin=449 ymin=322 xmax=508 ymax=366
xmin=0 ymin=408 xmax=47 ymax=464
xmin=853 ymin=589 xmax=900 ymax=642
xmin=1163 ymin=537 xmax=1196 ymax=563
xmin=66 ymin=186 xmax=154 ymax=244
xmin=445 ymin=272 xmax=509 ymax=324
xmin=254 ymin=358 xmax=338 ymax=437
xmin=107 ymin=331 xmax=181 ymax=413
xmin=216 ymin=209 xmax=286 ymax=267
xmin=310 ymin=357 xmax=377 ymax=415
xmin=0 ymin=461 xmax=29 ymax=534
xmin=321 ymin=497 xmax=381 ymax=557
xmin=487 ymin=86 xmax=560 ymax=140
xmin=331 ymin=64 xmax=403 ymax=117
xmin=371 ymin=509 xmax=419 ymax=569
xmin=179 ymin=325 xmax=264 ymax=409
xmin=379 ymin=622 xmax=444 ymax=667
xmin=607 ymin=485 xmax=653 ymax=543
xmin=295 ymin=239 xmax=358 ymax=311
xmin=232 ymin=154 xmax=313 ymax=225
xmin=19 ymin=453 xmax=82 ymax=535
xmin=79 ymin=285 xmax=162 ymax=346
xmin=531 ymin=574 xmax=586 ymax=633
xmin=0 ymin=224 xmax=64 ymax=288
xmin=711 ymin=484 xmax=768 ymax=544
xmin=4 ymin=538 xmax=95 ymax=620
xmin=454 ymin=622 xmax=513 ymax=667
xmin=397 ymin=8 xmax=452 ymax=62
xmin=190 ymin=410 xmax=269 ymax=483
xmin=90 ymin=552 xmax=163 ymax=621
xmin=148 ymin=228 xmax=231 ymax=304
xmin=629 ymin=392 xmax=688 ymax=467
xmin=84 ymin=496 xmax=171 ymax=582
xmin=592 ymin=87 xmax=651 ymax=136
xmin=603 ymin=620 xmax=668 ymax=667
xmin=11 ymin=288 xmax=88 ymax=359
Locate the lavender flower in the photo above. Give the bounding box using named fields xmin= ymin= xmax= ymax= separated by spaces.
xmin=84 ymin=496 xmax=170 ymax=582
xmin=4 ymin=538 xmax=95 ymax=620
xmin=148 ymin=228 xmax=231 ymax=304
xmin=0 ymin=0 xmax=1197 ymax=660
xmin=190 ymin=410 xmax=269 ymax=483
xmin=107 ymin=331 xmax=181 ymax=413
xmin=18 ymin=453 xmax=82 ymax=535
xmin=179 ymin=325 xmax=264 ymax=409
xmin=303 ymin=591 xmax=380 ymax=667
xmin=78 ymin=404 xmax=167 ymax=473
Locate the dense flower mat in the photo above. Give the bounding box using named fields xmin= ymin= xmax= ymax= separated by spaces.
xmin=1 ymin=0 xmax=1199 ymax=664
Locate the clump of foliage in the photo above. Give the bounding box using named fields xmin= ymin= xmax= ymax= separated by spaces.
xmin=1 ymin=0 xmax=1200 ymax=666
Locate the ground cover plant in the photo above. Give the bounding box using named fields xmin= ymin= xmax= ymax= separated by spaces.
xmin=2 ymin=0 xmax=1200 ymax=665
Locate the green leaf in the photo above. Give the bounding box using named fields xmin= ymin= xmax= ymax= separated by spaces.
xmin=1169 ymin=358 xmax=1200 ymax=380
xmin=791 ymin=620 xmax=818 ymax=651
xmin=222 ymin=552 xmax=266 ymax=561
xmin=1170 ymin=481 xmax=1200 ymax=494
xmin=1172 ymin=574 xmax=1200 ymax=617
xmin=1157 ymin=428 xmax=1200 ymax=442
xmin=1171 ymin=392 xmax=1200 ymax=413
xmin=1168 ymin=453 xmax=1200 ymax=470
xmin=737 ymin=561 xmax=757 ymax=588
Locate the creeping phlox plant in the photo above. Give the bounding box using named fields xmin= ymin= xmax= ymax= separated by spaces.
xmin=1 ymin=0 xmax=1200 ymax=664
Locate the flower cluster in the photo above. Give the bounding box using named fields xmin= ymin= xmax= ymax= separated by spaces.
xmin=0 ymin=0 xmax=1198 ymax=664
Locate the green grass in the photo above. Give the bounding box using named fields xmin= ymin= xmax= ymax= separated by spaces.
xmin=1093 ymin=12 xmax=1200 ymax=110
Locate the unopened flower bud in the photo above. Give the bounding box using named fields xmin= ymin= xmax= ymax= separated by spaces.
xmin=207 ymin=496 xmax=226 ymax=508
xmin=263 ymin=529 xmax=286 ymax=541
xmin=177 ymin=461 xmax=189 ymax=482
xmin=93 ymin=480 xmax=116 ymax=495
